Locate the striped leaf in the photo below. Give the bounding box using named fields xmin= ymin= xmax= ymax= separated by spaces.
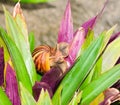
xmin=0 ymin=27 xmax=32 ymax=94
xmin=53 ymin=34 xmax=104 ymax=105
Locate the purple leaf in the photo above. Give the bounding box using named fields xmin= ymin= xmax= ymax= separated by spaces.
xmin=82 ymin=0 xmax=108 ymax=36
xmin=100 ymin=88 xmax=120 ymax=105
xmin=112 ymin=80 xmax=120 ymax=89
xmin=108 ymin=32 xmax=120 ymax=44
xmin=57 ymin=0 xmax=73 ymax=43
xmin=5 ymin=63 xmax=21 ymax=105
xmin=33 ymin=67 xmax=63 ymax=100
xmin=33 ymin=82 xmax=53 ymax=101
xmin=0 ymin=47 xmax=4 ymax=86
xmin=82 ymin=16 xmax=97 ymax=36
xmin=66 ymin=27 xmax=85 ymax=68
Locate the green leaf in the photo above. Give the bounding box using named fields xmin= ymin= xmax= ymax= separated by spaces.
xmin=29 ymin=32 xmax=35 ymax=53
xmin=79 ymin=67 xmax=95 ymax=90
xmin=81 ymin=29 xmax=94 ymax=52
xmin=53 ymin=34 xmax=104 ymax=105
xmin=100 ymin=25 xmax=117 ymax=53
xmin=0 ymin=36 xmax=10 ymax=62
xmin=92 ymin=56 xmax=102 ymax=80
xmin=102 ymin=36 xmax=120 ymax=73
xmin=79 ymin=26 xmax=116 ymax=90
xmin=20 ymin=82 xmax=36 ymax=105
xmin=14 ymin=8 xmax=29 ymax=45
xmin=0 ymin=87 xmax=12 ymax=105
xmin=81 ymin=64 xmax=120 ymax=105
xmin=37 ymin=89 xmax=53 ymax=105
xmin=13 ymin=0 xmax=54 ymax=3
xmin=80 ymin=55 xmax=102 ymax=90
xmin=0 ymin=27 xmax=32 ymax=94
xmin=69 ymin=91 xmax=82 ymax=105
xmin=4 ymin=7 xmax=37 ymax=85
xmin=52 ymin=86 xmax=62 ymax=105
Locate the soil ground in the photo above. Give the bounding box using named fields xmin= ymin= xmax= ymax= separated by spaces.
xmin=0 ymin=0 xmax=120 ymax=46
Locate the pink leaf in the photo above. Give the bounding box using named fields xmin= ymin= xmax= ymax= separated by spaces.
xmin=66 ymin=27 xmax=85 ymax=67
xmin=33 ymin=67 xmax=63 ymax=100
xmin=82 ymin=0 xmax=108 ymax=36
xmin=5 ymin=63 xmax=20 ymax=105
xmin=57 ymin=0 xmax=73 ymax=43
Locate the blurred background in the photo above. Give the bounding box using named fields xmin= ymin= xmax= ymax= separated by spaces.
xmin=0 ymin=0 xmax=120 ymax=47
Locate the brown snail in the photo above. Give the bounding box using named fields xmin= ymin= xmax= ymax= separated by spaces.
xmin=32 ymin=42 xmax=69 ymax=74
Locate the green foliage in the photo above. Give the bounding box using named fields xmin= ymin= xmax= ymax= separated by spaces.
xmin=0 ymin=87 xmax=12 ymax=105
xmin=52 ymin=86 xmax=62 ymax=105
xmin=81 ymin=64 xmax=120 ymax=104
xmin=37 ymin=89 xmax=53 ymax=105
xmin=13 ymin=0 xmax=54 ymax=3
xmin=102 ymin=36 xmax=120 ymax=73
xmin=69 ymin=91 xmax=82 ymax=105
xmin=4 ymin=7 xmax=37 ymax=85
xmin=29 ymin=32 xmax=35 ymax=53
xmin=53 ymin=34 xmax=104 ymax=105
xmin=0 ymin=27 xmax=32 ymax=94
xmin=20 ymin=83 xmax=36 ymax=105
xmin=0 ymin=37 xmax=10 ymax=62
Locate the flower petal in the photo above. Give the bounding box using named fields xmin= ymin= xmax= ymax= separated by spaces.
xmin=5 ymin=63 xmax=21 ymax=105
xmin=82 ymin=0 xmax=108 ymax=36
xmin=66 ymin=27 xmax=85 ymax=67
xmin=0 ymin=47 xmax=4 ymax=86
xmin=57 ymin=0 xmax=73 ymax=43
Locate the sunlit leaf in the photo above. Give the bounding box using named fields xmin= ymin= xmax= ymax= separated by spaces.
xmin=81 ymin=29 xmax=94 ymax=53
xmin=0 ymin=27 xmax=32 ymax=94
xmin=4 ymin=7 xmax=37 ymax=85
xmin=100 ymin=25 xmax=117 ymax=53
xmin=102 ymin=36 xmax=120 ymax=73
xmin=69 ymin=91 xmax=82 ymax=105
xmin=0 ymin=87 xmax=12 ymax=105
xmin=90 ymin=93 xmax=104 ymax=105
xmin=81 ymin=64 xmax=120 ymax=105
xmin=13 ymin=2 xmax=29 ymax=44
xmin=53 ymin=34 xmax=104 ymax=105
xmin=37 ymin=89 xmax=53 ymax=105
xmin=20 ymin=82 xmax=36 ymax=105
xmin=0 ymin=37 xmax=10 ymax=62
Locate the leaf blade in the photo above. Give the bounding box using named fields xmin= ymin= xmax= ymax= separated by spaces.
xmin=81 ymin=64 xmax=120 ymax=105
xmin=0 ymin=27 xmax=32 ymax=94
xmin=4 ymin=7 xmax=37 ymax=85
xmin=53 ymin=34 xmax=104 ymax=105
xmin=0 ymin=87 xmax=12 ymax=105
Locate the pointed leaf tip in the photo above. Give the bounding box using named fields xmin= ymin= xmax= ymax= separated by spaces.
xmin=5 ymin=63 xmax=21 ymax=105
xmin=57 ymin=0 xmax=73 ymax=43
xmin=13 ymin=2 xmax=24 ymax=19
xmin=0 ymin=47 xmax=4 ymax=86
xmin=82 ymin=0 xmax=108 ymax=36
xmin=66 ymin=27 xmax=85 ymax=67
